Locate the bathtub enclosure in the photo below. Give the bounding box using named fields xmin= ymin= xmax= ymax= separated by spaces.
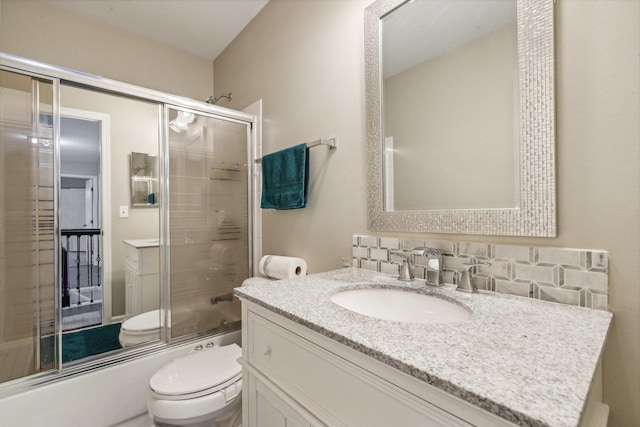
xmin=0 ymin=53 xmax=256 ymax=398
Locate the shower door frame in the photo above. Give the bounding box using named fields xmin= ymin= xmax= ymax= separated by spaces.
xmin=0 ymin=52 xmax=257 ymax=398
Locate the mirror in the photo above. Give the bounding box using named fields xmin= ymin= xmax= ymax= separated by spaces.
xmin=130 ymin=152 xmax=159 ymax=206
xmin=365 ymin=0 xmax=556 ymax=236
xmin=383 ymin=0 xmax=518 ymax=211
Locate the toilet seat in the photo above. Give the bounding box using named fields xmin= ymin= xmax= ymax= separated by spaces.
xmin=122 ymin=309 xmax=160 ymax=334
xmin=149 ymin=343 xmax=242 ymax=401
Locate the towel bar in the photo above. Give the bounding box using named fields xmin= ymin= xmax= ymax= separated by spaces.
xmin=255 ymin=138 xmax=337 ymax=163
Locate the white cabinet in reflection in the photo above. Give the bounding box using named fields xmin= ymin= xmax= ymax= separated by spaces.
xmin=123 ymin=239 xmax=159 ymax=317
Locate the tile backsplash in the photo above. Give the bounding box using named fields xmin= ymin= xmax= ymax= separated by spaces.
xmin=352 ymin=235 xmax=608 ymax=311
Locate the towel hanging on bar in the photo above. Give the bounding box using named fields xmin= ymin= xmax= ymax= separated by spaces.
xmin=260 ymin=143 xmax=310 ymax=210
xmin=255 ymin=138 xmax=337 ymax=163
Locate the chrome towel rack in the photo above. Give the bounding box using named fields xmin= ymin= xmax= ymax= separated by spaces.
xmin=255 ymin=138 xmax=337 ymax=163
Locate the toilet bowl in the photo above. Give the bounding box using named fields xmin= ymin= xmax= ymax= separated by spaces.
xmin=147 ymin=343 xmax=242 ymax=427
xmin=144 ymin=277 xmax=273 ymax=425
xmin=119 ymin=308 xmax=202 ymax=347
xmin=119 ymin=309 xmax=161 ymax=347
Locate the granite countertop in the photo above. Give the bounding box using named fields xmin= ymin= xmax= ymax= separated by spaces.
xmin=234 ymin=268 xmax=612 ymax=427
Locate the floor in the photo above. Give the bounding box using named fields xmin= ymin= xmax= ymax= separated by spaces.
xmin=63 ymin=264 xmax=103 ymax=331
xmin=112 ymin=413 xmax=154 ymax=427
xmin=62 ymin=309 xmax=102 ymax=331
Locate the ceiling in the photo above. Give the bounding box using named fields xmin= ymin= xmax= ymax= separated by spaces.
xmin=44 ymin=0 xmax=270 ymax=61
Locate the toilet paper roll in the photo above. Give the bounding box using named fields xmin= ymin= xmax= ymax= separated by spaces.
xmin=259 ymin=255 xmax=307 ymax=280
xmin=209 ymin=243 xmax=235 ymax=264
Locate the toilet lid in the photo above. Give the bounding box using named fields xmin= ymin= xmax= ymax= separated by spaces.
xmin=241 ymin=277 xmax=275 ymax=286
xmin=122 ymin=310 xmax=160 ymax=332
xmin=150 ymin=343 xmax=242 ymax=398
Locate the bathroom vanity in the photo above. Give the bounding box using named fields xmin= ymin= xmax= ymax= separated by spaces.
xmin=123 ymin=239 xmax=160 ymax=317
xmin=235 ymin=268 xmax=612 ymax=427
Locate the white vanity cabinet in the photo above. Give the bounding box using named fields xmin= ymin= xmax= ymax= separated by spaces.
xmin=123 ymin=239 xmax=159 ymax=317
xmin=241 ymin=302 xmax=514 ymax=427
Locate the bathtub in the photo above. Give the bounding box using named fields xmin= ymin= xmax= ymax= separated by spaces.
xmin=0 ymin=331 xmax=241 ymax=427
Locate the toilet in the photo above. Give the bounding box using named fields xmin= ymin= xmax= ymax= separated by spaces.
xmin=147 ymin=343 xmax=243 ymax=427
xmin=145 ymin=277 xmax=274 ymax=426
xmin=119 ymin=307 xmax=200 ymax=347
xmin=119 ymin=309 xmax=161 ymax=347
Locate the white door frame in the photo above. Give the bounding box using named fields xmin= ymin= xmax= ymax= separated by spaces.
xmin=60 ymin=107 xmax=113 ymax=324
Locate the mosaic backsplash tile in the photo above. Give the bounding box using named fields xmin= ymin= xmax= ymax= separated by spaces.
xmin=352 ymin=235 xmax=608 ymax=311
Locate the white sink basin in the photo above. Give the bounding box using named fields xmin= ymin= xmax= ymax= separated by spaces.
xmin=330 ymin=288 xmax=471 ymax=324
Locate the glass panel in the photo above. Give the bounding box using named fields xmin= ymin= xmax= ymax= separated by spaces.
xmin=59 ymin=85 xmax=161 ymax=358
xmin=0 ymin=69 xmax=56 ymax=381
xmin=169 ymin=108 xmax=248 ymax=338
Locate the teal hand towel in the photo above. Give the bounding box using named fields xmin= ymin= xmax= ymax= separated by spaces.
xmin=261 ymin=143 xmax=309 ymax=210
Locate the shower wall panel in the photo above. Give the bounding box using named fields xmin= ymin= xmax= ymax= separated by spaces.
xmin=0 ymin=70 xmax=55 ymax=382
xmin=168 ymin=110 xmax=249 ymax=338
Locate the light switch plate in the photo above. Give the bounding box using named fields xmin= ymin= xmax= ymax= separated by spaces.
xmin=119 ymin=206 xmax=129 ymax=218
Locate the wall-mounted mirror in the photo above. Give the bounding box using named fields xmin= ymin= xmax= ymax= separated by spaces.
xmin=130 ymin=152 xmax=159 ymax=206
xmin=365 ymin=0 xmax=556 ymax=236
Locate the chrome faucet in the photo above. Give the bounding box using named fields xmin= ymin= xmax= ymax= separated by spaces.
xmin=390 ymin=247 xmax=443 ymax=285
xmin=411 ymin=247 xmax=444 ymax=287
xmin=457 ymin=262 xmax=491 ymax=293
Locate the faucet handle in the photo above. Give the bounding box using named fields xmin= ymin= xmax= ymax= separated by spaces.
xmin=463 ymin=262 xmax=490 ymax=271
xmin=390 ymin=251 xmax=414 ymax=282
xmin=390 ymin=250 xmax=409 ymax=260
xmin=457 ymin=262 xmax=491 ymax=293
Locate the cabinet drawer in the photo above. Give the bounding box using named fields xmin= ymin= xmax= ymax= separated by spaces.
xmin=247 ymin=311 xmax=471 ymax=427
xmin=124 ymin=245 xmax=159 ymax=274
xmin=247 ymin=372 xmax=317 ymax=427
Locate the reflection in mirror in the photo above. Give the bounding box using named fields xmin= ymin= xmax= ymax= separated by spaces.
xmin=382 ymin=0 xmax=519 ymax=211
xmin=130 ymin=152 xmax=159 ymax=206
xmin=366 ymin=0 xmax=556 ymax=236
xmin=57 ymin=85 xmax=161 ymax=361
xmin=168 ymin=108 xmax=248 ymax=339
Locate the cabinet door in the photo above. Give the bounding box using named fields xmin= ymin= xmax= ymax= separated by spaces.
xmin=247 ymin=311 xmax=471 ymax=427
xmin=247 ymin=372 xmax=315 ymax=427
xmin=124 ymin=264 xmax=141 ymax=316
xmin=140 ymin=274 xmax=160 ymax=312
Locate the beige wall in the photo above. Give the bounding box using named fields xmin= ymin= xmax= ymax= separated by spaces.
xmin=214 ymin=0 xmax=371 ymax=273
xmin=214 ymin=0 xmax=640 ymax=425
xmin=0 ymin=0 xmax=213 ymax=100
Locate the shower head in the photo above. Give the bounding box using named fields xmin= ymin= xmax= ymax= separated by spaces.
xmin=206 ymin=93 xmax=233 ymax=105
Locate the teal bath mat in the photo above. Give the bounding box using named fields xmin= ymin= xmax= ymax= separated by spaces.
xmin=41 ymin=322 xmax=122 ymax=365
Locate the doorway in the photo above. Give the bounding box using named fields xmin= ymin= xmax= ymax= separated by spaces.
xmin=60 ymin=116 xmax=103 ymax=331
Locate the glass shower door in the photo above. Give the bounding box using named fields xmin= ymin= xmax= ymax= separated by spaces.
xmin=168 ymin=108 xmax=250 ymax=338
xmin=0 ymin=69 xmax=56 ymax=382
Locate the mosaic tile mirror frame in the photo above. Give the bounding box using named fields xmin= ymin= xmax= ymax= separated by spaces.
xmin=365 ymin=0 xmax=556 ymax=236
